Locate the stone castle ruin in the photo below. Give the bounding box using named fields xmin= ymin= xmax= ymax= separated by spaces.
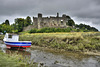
xmin=23 ymin=13 xmax=74 ymax=31
xmin=33 ymin=13 xmax=72 ymax=29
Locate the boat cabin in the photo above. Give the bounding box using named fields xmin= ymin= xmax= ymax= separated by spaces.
xmin=3 ymin=33 xmax=19 ymax=42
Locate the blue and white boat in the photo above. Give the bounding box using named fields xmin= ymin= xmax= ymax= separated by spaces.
xmin=3 ymin=33 xmax=31 ymax=49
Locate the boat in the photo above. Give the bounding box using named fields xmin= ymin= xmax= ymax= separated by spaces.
xmin=3 ymin=33 xmax=31 ymax=49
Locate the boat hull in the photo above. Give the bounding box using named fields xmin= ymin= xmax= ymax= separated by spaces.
xmin=4 ymin=41 xmax=31 ymax=48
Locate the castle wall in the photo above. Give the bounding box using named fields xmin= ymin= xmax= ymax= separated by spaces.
xmin=33 ymin=17 xmax=38 ymax=28
xmin=33 ymin=13 xmax=70 ymax=29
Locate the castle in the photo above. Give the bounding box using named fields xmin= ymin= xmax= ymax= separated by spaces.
xmin=33 ymin=13 xmax=72 ymax=29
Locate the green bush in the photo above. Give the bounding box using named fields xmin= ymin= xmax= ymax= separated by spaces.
xmin=29 ymin=28 xmax=37 ymax=33
xmin=29 ymin=27 xmax=73 ymax=33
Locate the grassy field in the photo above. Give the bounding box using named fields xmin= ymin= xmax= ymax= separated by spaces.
xmin=19 ymin=32 xmax=100 ymax=52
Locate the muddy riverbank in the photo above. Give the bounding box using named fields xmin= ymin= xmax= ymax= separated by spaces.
xmin=31 ymin=45 xmax=100 ymax=56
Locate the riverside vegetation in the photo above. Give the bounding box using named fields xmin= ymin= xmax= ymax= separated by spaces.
xmin=0 ymin=40 xmax=37 ymax=67
xmin=0 ymin=50 xmax=38 ymax=67
xmin=0 ymin=32 xmax=100 ymax=52
xmin=19 ymin=32 xmax=100 ymax=52
xmin=0 ymin=35 xmax=4 ymax=40
xmin=0 ymin=32 xmax=100 ymax=66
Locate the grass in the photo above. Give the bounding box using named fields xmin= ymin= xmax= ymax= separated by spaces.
xmin=0 ymin=50 xmax=38 ymax=67
xmin=19 ymin=32 xmax=100 ymax=52
xmin=0 ymin=32 xmax=100 ymax=66
xmin=0 ymin=32 xmax=100 ymax=52
xmin=0 ymin=35 xmax=4 ymax=40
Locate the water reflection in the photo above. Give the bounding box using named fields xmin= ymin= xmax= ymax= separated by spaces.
xmin=6 ymin=49 xmax=31 ymax=56
xmin=0 ymin=40 xmax=100 ymax=67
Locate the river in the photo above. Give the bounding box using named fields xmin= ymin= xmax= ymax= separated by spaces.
xmin=0 ymin=40 xmax=100 ymax=67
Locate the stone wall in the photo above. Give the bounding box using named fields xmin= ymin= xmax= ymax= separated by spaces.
xmin=33 ymin=13 xmax=71 ymax=29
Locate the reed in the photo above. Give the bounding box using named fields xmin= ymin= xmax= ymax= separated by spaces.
xmin=19 ymin=32 xmax=100 ymax=52
xmin=0 ymin=35 xmax=4 ymax=40
xmin=0 ymin=50 xmax=38 ymax=67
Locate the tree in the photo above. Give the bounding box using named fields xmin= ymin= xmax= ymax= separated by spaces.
xmin=75 ymin=23 xmax=98 ymax=32
xmin=1 ymin=24 xmax=13 ymax=34
xmin=2 ymin=19 xmax=10 ymax=25
xmin=68 ymin=19 xmax=75 ymax=26
xmin=0 ymin=24 xmax=2 ymax=32
xmin=15 ymin=18 xmax=25 ymax=32
xmin=26 ymin=16 xmax=32 ymax=26
xmin=5 ymin=19 xmax=10 ymax=25
xmin=24 ymin=16 xmax=32 ymax=27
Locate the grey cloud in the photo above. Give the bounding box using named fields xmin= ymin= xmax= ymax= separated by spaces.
xmin=0 ymin=0 xmax=100 ymax=30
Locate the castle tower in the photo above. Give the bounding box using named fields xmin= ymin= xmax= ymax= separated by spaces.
xmin=38 ymin=13 xmax=42 ymax=29
xmin=38 ymin=13 xmax=42 ymax=18
xmin=57 ymin=13 xmax=59 ymax=17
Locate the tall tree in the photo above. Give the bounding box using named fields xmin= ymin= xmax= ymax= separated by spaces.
xmin=26 ymin=16 xmax=32 ymax=26
xmin=68 ymin=19 xmax=75 ymax=26
xmin=5 ymin=19 xmax=10 ymax=25
xmin=15 ymin=18 xmax=25 ymax=32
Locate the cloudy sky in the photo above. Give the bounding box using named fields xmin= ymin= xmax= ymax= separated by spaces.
xmin=0 ymin=0 xmax=100 ymax=31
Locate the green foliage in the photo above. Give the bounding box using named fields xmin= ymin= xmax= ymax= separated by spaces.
xmin=5 ymin=19 xmax=10 ymax=25
xmin=24 ymin=16 xmax=32 ymax=27
xmin=0 ymin=19 xmax=11 ymax=33
xmin=67 ymin=19 xmax=75 ymax=26
xmin=0 ymin=24 xmax=13 ymax=34
xmin=0 ymin=15 xmax=98 ymax=33
xmin=75 ymin=24 xmax=98 ymax=32
xmin=26 ymin=16 xmax=32 ymax=25
xmin=0 ymin=25 xmax=2 ymax=32
xmin=0 ymin=35 xmax=4 ymax=40
xmin=15 ymin=18 xmax=25 ymax=32
xmin=29 ymin=26 xmax=98 ymax=33
xmin=19 ymin=32 xmax=100 ymax=52
xmin=0 ymin=16 xmax=31 ymax=33
xmin=29 ymin=27 xmax=73 ymax=33
xmin=12 ymin=16 xmax=32 ymax=32
xmin=0 ymin=51 xmax=38 ymax=67
xmin=66 ymin=15 xmax=71 ymax=19
xmin=0 ymin=51 xmax=24 ymax=67
xmin=29 ymin=28 xmax=37 ymax=33
xmin=12 ymin=30 xmax=18 ymax=33
xmin=2 ymin=19 xmax=10 ymax=25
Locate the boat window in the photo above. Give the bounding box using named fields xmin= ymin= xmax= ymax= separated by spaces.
xmin=8 ymin=35 xmax=12 ymax=38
